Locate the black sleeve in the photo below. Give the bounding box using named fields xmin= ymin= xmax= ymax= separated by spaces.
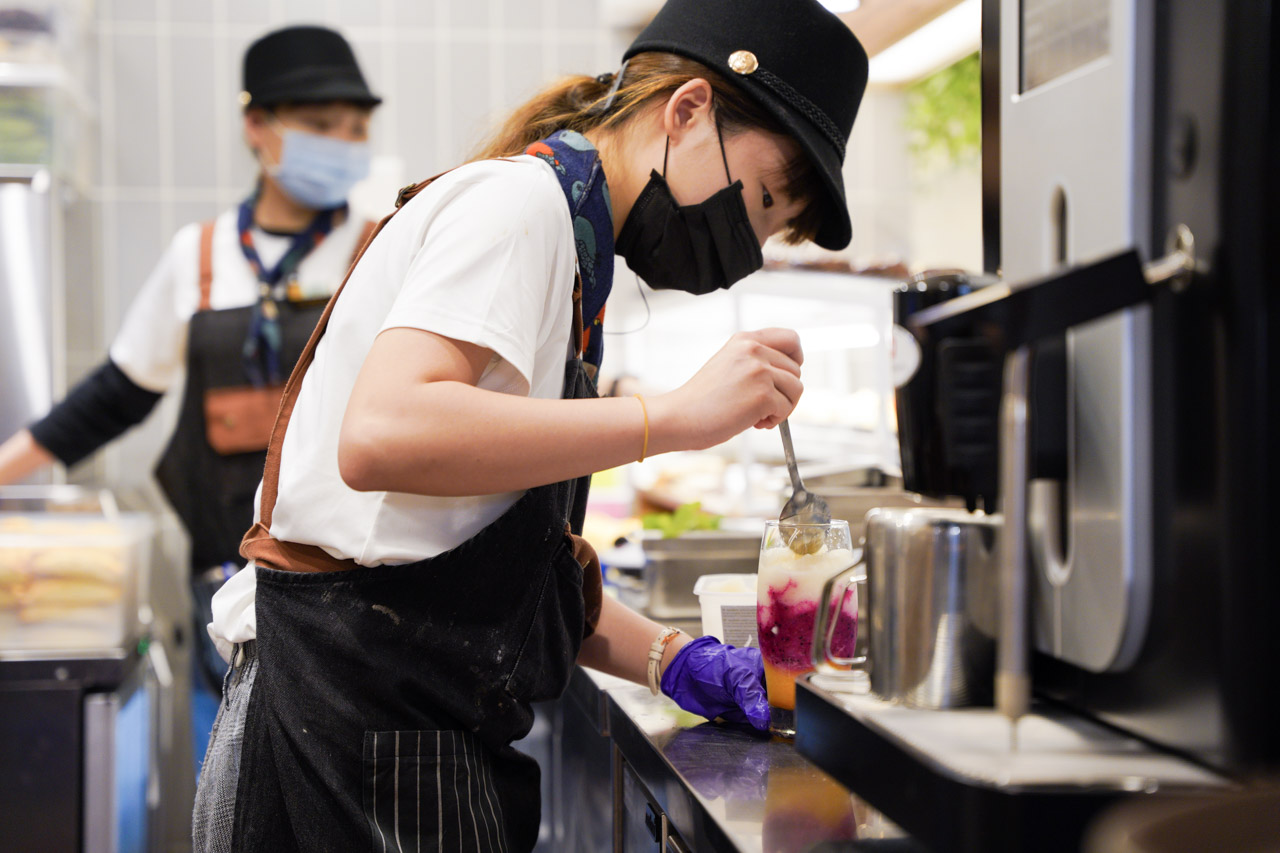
xmin=28 ymin=359 xmax=164 ymax=467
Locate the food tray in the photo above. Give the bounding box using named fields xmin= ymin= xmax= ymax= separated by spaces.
xmin=0 ymin=489 xmax=154 ymax=653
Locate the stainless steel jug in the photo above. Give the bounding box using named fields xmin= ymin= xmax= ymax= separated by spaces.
xmin=814 ymin=506 xmax=1000 ymax=708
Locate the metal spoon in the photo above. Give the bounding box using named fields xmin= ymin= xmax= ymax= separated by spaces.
xmin=778 ymin=419 xmax=831 ymax=554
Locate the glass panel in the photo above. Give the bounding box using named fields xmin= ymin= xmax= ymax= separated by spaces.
xmin=1021 ymin=0 xmax=1111 ymax=92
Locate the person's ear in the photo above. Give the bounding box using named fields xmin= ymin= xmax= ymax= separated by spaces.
xmin=243 ymin=107 xmax=271 ymax=154
xmin=662 ymin=78 xmax=714 ymax=144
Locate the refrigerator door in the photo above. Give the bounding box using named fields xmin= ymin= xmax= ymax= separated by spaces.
xmin=0 ymin=173 xmax=55 ymax=448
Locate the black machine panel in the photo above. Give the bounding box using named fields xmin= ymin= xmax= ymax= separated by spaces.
xmin=999 ymin=0 xmax=1279 ymax=774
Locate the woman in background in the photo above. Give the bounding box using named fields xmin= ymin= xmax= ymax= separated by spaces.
xmin=196 ymin=1 xmax=868 ymax=850
xmin=0 ymin=24 xmax=381 ymax=749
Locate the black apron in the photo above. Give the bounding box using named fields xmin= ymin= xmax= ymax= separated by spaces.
xmin=156 ymin=219 xmax=372 ymax=694
xmin=155 ymin=301 xmax=323 ymax=571
xmin=225 ymin=175 xmax=601 ymax=852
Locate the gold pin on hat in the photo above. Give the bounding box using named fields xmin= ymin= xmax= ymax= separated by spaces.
xmin=728 ymin=50 xmax=759 ymax=75
xmin=238 ymin=91 xmax=252 ymax=107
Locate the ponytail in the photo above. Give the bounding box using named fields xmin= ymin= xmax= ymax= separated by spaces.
xmin=471 ymin=73 xmax=616 ymax=161
xmin=470 ymin=52 xmax=826 ymax=244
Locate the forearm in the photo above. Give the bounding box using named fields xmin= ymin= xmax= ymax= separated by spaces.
xmin=576 ymin=595 xmax=692 ymax=687
xmin=339 ymin=325 xmax=803 ymax=497
xmin=340 ymin=381 xmax=694 ymax=496
xmin=0 ymin=430 xmax=56 ymax=484
xmin=27 ymin=359 xmax=162 ymax=467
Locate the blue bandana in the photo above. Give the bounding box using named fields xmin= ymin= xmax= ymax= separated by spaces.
xmin=524 ymin=130 xmax=614 ymax=369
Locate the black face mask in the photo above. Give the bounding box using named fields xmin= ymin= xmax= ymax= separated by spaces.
xmin=615 ymin=130 xmax=764 ymax=295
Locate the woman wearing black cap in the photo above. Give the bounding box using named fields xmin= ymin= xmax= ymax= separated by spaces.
xmin=0 ymin=25 xmax=380 ymax=712
xmin=195 ymin=2 xmax=867 ymax=851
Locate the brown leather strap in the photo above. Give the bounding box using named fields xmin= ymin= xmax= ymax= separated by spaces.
xmin=241 ymin=523 xmax=356 ymax=572
xmin=197 ymin=221 xmax=215 ymax=311
xmin=568 ymin=526 xmax=603 ymax=637
xmin=240 ymin=170 xmax=591 ymax=575
xmin=571 ymin=272 xmax=584 ymax=358
xmin=242 ymin=175 xmax=442 ymax=547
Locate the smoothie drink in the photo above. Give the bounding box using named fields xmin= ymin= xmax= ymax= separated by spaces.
xmin=757 ymin=540 xmax=858 ymax=712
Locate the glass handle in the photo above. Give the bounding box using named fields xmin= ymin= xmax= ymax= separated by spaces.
xmin=813 ymin=563 xmax=866 ymax=669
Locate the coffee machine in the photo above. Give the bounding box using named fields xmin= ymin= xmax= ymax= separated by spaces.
xmin=987 ymin=0 xmax=1278 ymax=779
xmin=797 ymin=0 xmax=1278 ymax=848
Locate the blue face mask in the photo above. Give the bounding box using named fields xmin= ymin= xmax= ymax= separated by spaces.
xmin=265 ymin=124 xmax=371 ymax=210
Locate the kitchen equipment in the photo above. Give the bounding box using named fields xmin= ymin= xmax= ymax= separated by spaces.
xmin=798 ymin=680 xmax=1228 ymax=853
xmin=812 ymin=486 xmax=964 ymax=547
xmin=640 ymin=530 xmax=759 ymax=620
xmin=757 ymin=519 xmax=857 ymax=737
xmin=0 ymin=486 xmax=167 ymax=853
xmin=692 ymin=573 xmax=758 ymax=648
xmin=798 ymin=0 xmax=1279 ymax=849
xmin=2 ymin=13 xmax=94 ymax=474
xmin=997 ymin=346 xmax=1031 ymax=748
xmin=893 ymin=270 xmax=1001 ymax=512
xmin=814 ymin=506 xmax=1000 ymax=709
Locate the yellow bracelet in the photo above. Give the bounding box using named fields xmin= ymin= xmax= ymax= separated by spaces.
xmin=634 ymin=394 xmax=649 ymax=463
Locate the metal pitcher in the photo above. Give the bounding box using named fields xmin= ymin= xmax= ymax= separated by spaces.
xmin=814 ymin=506 xmax=1000 ymax=708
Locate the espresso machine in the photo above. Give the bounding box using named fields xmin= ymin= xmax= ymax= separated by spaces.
xmin=797 ymin=0 xmax=1278 ymax=849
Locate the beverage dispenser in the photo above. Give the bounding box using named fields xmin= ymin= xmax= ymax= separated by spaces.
xmin=796 ymin=0 xmax=1278 ymax=849
xmin=991 ymin=0 xmax=1278 ymax=776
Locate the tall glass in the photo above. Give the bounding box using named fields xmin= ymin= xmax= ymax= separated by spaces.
xmin=756 ymin=520 xmax=858 ymax=737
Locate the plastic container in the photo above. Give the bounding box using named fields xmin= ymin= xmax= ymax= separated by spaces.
xmin=693 ymin=573 xmax=759 ymax=649
xmin=0 ymin=493 xmax=154 ymax=652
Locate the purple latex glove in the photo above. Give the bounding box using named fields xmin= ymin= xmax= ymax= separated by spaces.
xmin=660 ymin=635 xmax=770 ymax=732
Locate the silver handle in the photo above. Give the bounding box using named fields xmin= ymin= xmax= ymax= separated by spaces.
xmin=146 ymin=640 xmax=174 ymax=810
xmin=1143 ymin=223 xmax=1197 ymax=292
xmin=812 ymin=562 xmax=867 ymax=669
xmin=996 ymin=346 xmax=1032 ymax=749
xmin=778 ymin=419 xmax=803 ymax=491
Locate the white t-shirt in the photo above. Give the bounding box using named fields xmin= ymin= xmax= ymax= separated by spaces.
xmin=211 ymin=156 xmax=578 ymax=648
xmin=108 ymin=207 xmax=373 ymax=392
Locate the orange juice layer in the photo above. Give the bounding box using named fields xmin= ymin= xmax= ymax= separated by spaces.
xmin=763 ymin=657 xmax=811 ymax=711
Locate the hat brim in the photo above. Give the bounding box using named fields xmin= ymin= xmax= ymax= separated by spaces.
xmin=252 ymin=79 xmax=382 ymax=109
xmin=765 ymin=96 xmax=851 ymax=251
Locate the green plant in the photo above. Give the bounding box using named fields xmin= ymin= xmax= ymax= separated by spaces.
xmin=641 ymin=502 xmax=722 ymax=539
xmin=904 ymin=51 xmax=981 ymax=170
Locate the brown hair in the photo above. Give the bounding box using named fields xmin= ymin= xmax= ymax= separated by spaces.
xmin=471 ymin=52 xmax=825 ymax=245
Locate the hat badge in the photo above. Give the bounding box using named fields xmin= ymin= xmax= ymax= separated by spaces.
xmin=238 ymin=91 xmax=252 ymax=107
xmin=728 ymin=50 xmax=759 ymax=75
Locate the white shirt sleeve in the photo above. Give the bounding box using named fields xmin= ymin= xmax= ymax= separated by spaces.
xmin=380 ymin=163 xmax=574 ymax=392
xmin=107 ymin=222 xmax=203 ymax=393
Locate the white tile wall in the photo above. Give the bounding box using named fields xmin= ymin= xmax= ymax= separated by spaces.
xmin=89 ymin=0 xmax=623 ymax=485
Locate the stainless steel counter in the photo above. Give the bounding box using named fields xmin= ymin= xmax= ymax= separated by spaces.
xmin=554 ymin=665 xmax=927 ymax=853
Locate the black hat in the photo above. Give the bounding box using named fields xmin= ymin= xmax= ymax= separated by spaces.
xmin=624 ymin=0 xmax=867 ymax=250
xmin=240 ymin=25 xmax=382 ymax=110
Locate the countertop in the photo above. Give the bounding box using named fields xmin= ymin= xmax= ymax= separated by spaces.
xmin=568 ymin=665 xmax=928 ymax=853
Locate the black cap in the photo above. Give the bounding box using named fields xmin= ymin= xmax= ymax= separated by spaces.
xmin=240 ymin=25 xmax=382 ymax=110
xmin=624 ymin=0 xmax=867 ymax=250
